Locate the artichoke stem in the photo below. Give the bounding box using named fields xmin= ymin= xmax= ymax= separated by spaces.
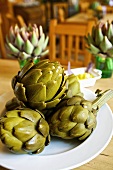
xmin=92 ymin=89 xmax=113 ymax=110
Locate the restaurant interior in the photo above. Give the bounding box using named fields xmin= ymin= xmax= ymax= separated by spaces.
xmin=1 ymin=0 xmax=113 ymax=66
xmin=0 ymin=1 xmax=113 ymax=170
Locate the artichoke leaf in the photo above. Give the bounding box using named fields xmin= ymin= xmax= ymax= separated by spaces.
xmin=30 ymin=31 xmax=38 ymax=46
xmin=42 ymin=36 xmax=49 ymax=50
xmin=50 ymin=126 xmax=68 ymax=139
xmin=38 ymin=118 xmax=49 ymax=137
xmin=20 ymin=109 xmax=41 ymax=123
xmin=59 ymin=106 xmax=74 ymax=121
xmin=71 ymin=105 xmax=89 ymax=123
xmin=59 ymin=121 xmax=76 ymax=132
xmin=14 ymin=83 xmax=27 ymax=102
xmin=0 ymin=128 xmax=23 ymax=153
xmin=70 ymin=123 xmax=87 ymax=138
xmin=95 ymin=27 xmax=104 ymax=46
xmin=79 ymin=129 xmax=92 ymax=140
xmin=99 ymin=36 xmax=112 ymax=53
xmin=23 ymin=39 xmax=34 ymax=54
xmin=31 ymin=59 xmax=49 ymax=69
xmin=2 ymin=117 xmax=24 ymax=132
xmin=33 ymin=46 xmax=42 ymax=56
xmin=23 ymin=133 xmax=45 ymax=153
xmin=53 ymin=85 xmax=67 ymax=100
xmin=21 ymin=69 xmax=42 ymax=85
xmin=67 ymin=95 xmax=83 ymax=106
xmin=46 ymin=76 xmax=62 ymax=101
xmin=14 ymin=33 xmax=24 ymax=50
xmin=8 ymin=43 xmax=20 ymax=54
xmin=26 ymin=83 xmax=46 ymax=102
xmin=66 ymin=80 xmax=81 ymax=98
xmin=46 ymin=98 xmax=61 ymax=109
xmin=29 ymin=101 xmax=46 ymax=111
xmin=18 ymin=60 xmax=34 ymax=80
xmin=14 ymin=120 xmax=37 ymax=142
xmin=38 ymin=69 xmax=53 ymax=84
xmin=38 ymin=33 xmax=45 ymax=47
xmin=86 ymin=111 xmax=97 ymax=129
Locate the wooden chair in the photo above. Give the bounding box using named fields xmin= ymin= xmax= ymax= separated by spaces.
xmin=6 ymin=13 xmax=26 ymax=28
xmin=58 ymin=8 xmax=65 ymax=22
xmin=53 ymin=2 xmax=68 ymax=19
xmin=0 ymin=14 xmax=7 ymax=59
xmin=49 ymin=19 xmax=95 ymax=68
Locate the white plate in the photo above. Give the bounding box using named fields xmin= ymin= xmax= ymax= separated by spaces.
xmin=0 ymin=89 xmax=113 ymax=170
xmin=65 ymin=67 xmax=102 ymax=87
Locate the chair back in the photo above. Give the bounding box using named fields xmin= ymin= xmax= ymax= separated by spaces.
xmin=58 ymin=8 xmax=65 ymax=22
xmin=49 ymin=19 xmax=95 ymax=68
xmin=53 ymin=2 xmax=68 ymax=19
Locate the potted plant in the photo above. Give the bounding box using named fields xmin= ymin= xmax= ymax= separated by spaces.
xmin=6 ymin=24 xmax=49 ymax=69
xmin=85 ymin=20 xmax=113 ymax=78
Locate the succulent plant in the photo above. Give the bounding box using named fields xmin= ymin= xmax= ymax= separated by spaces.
xmin=48 ymin=89 xmax=113 ymax=140
xmin=0 ymin=108 xmax=50 ymax=154
xmin=6 ymin=24 xmax=49 ymax=61
xmin=85 ymin=20 xmax=113 ymax=58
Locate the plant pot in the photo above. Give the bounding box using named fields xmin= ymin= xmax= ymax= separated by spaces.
xmin=95 ymin=56 xmax=113 ymax=78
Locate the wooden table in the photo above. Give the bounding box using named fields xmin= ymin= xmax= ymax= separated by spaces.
xmin=0 ymin=59 xmax=113 ymax=170
xmin=66 ymin=12 xmax=113 ymax=24
xmin=66 ymin=12 xmax=96 ymax=23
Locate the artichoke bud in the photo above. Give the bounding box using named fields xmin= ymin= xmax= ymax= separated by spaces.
xmin=12 ymin=59 xmax=67 ymax=112
xmin=85 ymin=20 xmax=113 ymax=57
xmin=64 ymin=74 xmax=83 ymax=99
xmin=0 ymin=108 xmax=50 ymax=154
xmin=6 ymin=24 xmax=49 ymax=60
xmin=48 ymin=89 xmax=113 ymax=140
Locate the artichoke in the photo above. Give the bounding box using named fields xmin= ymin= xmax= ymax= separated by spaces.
xmin=48 ymin=89 xmax=113 ymax=140
xmin=6 ymin=24 xmax=49 ymax=61
xmin=64 ymin=74 xmax=83 ymax=99
xmin=0 ymin=108 xmax=50 ymax=154
xmin=11 ymin=59 xmax=68 ymax=112
xmin=85 ymin=20 xmax=113 ymax=58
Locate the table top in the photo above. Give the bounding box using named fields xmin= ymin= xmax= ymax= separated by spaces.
xmin=66 ymin=12 xmax=113 ymax=24
xmin=0 ymin=59 xmax=113 ymax=170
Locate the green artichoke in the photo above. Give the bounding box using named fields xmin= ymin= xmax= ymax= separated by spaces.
xmin=64 ymin=74 xmax=83 ymax=99
xmin=6 ymin=24 xmax=49 ymax=60
xmin=48 ymin=89 xmax=113 ymax=140
xmin=11 ymin=59 xmax=68 ymax=112
xmin=85 ymin=20 xmax=113 ymax=58
xmin=0 ymin=108 xmax=50 ymax=154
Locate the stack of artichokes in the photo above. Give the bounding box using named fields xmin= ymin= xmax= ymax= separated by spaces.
xmin=0 ymin=59 xmax=113 ymax=155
